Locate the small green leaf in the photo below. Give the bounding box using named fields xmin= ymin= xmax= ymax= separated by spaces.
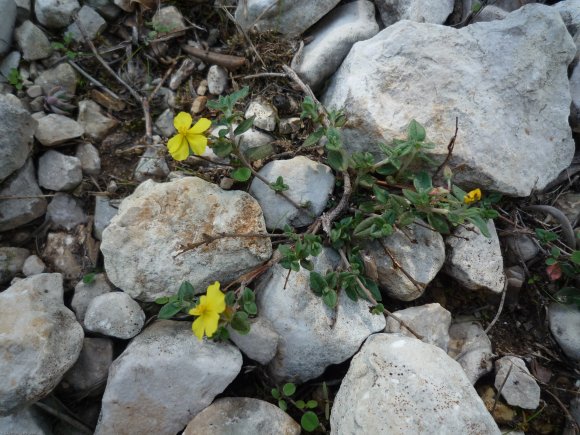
xmin=306 ymin=400 xmax=318 ymax=409
xmin=229 ymin=86 xmax=250 ymax=105
xmin=303 ymin=127 xmax=325 ymax=148
xmin=550 ymin=247 xmax=561 ymax=258
xmin=468 ymin=216 xmax=491 ymax=237
xmin=545 ymin=257 xmax=557 ymax=266
xmin=278 ymin=399 xmax=287 ymax=411
xmin=427 ymin=213 xmax=450 ymax=234
xmin=83 ymin=273 xmax=96 ymax=284
xmin=322 ymin=289 xmax=338 ymax=308
xmin=282 ymin=383 xmax=296 ymax=397
xmin=413 ymin=171 xmax=433 ymax=193
xmin=243 ymin=301 xmax=258 ymax=315
xmin=211 ymin=138 xmax=233 ymax=157
xmin=271 ymin=388 xmax=281 ymax=399
xmin=231 ymin=167 xmax=252 ymax=182
xmin=158 ymin=301 xmax=182 ymax=319
xmin=570 ymin=251 xmax=580 ymax=265
xmin=407 ymin=119 xmax=426 ymax=142
xmin=231 ymin=311 xmax=251 ymax=335
xmin=242 ymin=287 xmax=255 ymax=303
xmin=178 ymin=281 xmax=195 ymax=302
xmin=270 ymin=176 xmax=289 ymax=192
xmin=300 ymin=259 xmax=314 ymax=271
xmin=295 ymin=400 xmax=306 ymax=409
xmin=225 ymin=291 xmax=236 ymax=306
xmin=310 ymin=272 xmax=326 ymax=295
xmin=327 ymin=149 xmax=348 ymax=171
xmin=301 ymin=411 xmax=319 ymax=432
xmin=371 ymin=303 xmax=384 ymax=315
xmin=234 ymin=117 xmax=255 ymax=135
xmin=155 ymin=296 xmax=170 ymax=305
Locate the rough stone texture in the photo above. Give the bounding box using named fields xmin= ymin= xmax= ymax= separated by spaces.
xmin=77 ymin=99 xmax=118 ymax=141
xmin=14 ymin=0 xmax=31 ymax=22
xmin=0 ymin=406 xmax=53 ymax=434
xmin=93 ymin=196 xmax=117 ymax=240
xmin=38 ymin=150 xmax=83 ymax=191
xmin=323 ymin=5 xmax=576 ymax=196
xmin=330 ymin=333 xmax=500 ymax=434
xmin=66 ymin=5 xmax=106 ymax=42
xmin=133 ymin=145 xmax=170 ymax=182
xmin=249 ymin=156 xmax=335 ymax=230
xmin=554 ymin=0 xmax=580 ymax=37
xmin=22 ymin=255 xmax=46 ymax=276
xmin=0 ymin=274 xmax=84 ymax=415
xmin=385 ymin=303 xmax=452 ymax=351
xmin=46 ymin=193 xmax=88 ymax=230
xmin=0 ymin=0 xmax=16 ymax=56
xmin=0 ymin=159 xmax=47 ymax=232
xmin=71 ymin=273 xmax=112 ymax=323
xmin=363 ymin=222 xmax=445 ymax=301
xmin=447 ymin=320 xmax=493 ymax=384
xmin=0 ymin=93 xmax=36 ymax=183
xmin=84 ymin=292 xmax=145 ymax=339
xmin=35 ymin=114 xmax=84 ymax=146
xmin=376 ymin=0 xmax=454 ymax=26
xmin=291 ymin=1 xmax=378 ymax=91
xmin=235 ymin=0 xmax=341 ymax=37
xmin=494 ymin=356 xmax=540 ymax=410
xmin=101 ymin=177 xmax=272 ymax=302
xmin=14 ymin=20 xmax=52 ymax=61
xmin=95 ymin=320 xmax=242 ymax=435
xmin=548 ymin=303 xmax=580 ymax=361
xmin=244 ymin=98 xmax=278 ymax=131
xmin=76 ymin=142 xmax=101 ymax=175
xmin=0 ymin=247 xmax=29 ymax=284
xmin=207 ymin=65 xmax=228 ymax=95
xmin=505 ymin=234 xmax=539 ymax=264
xmin=183 ymin=398 xmax=301 ymax=435
xmin=257 ymin=248 xmax=385 ymax=382
xmin=34 ymin=62 xmax=78 ymax=95
xmin=151 ymin=6 xmax=186 ymax=34
xmin=445 ymin=221 xmax=505 ymax=294
xmin=0 ymin=51 xmax=20 ymax=82
xmin=472 ymin=5 xmax=509 ymax=23
xmin=154 ymin=108 xmax=175 ymax=137
xmin=228 ymin=317 xmax=279 ymax=365
xmin=35 ymin=0 xmax=80 ymax=28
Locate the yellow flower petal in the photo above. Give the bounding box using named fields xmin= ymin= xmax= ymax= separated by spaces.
xmin=192 ymin=316 xmax=205 ymax=340
xmin=188 ymin=117 xmax=211 ymax=134
xmin=167 ymin=134 xmax=190 ymax=161
xmin=206 ymin=281 xmax=225 ymax=313
xmin=174 ymin=112 xmax=192 ymax=134
xmin=186 ymin=133 xmax=207 ymax=156
xmin=203 ymin=311 xmax=220 ymax=338
xmin=463 ymin=188 xmax=482 ymax=205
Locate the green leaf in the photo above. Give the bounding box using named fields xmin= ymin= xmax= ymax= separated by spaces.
xmin=468 ymin=216 xmax=490 ymax=237
xmin=452 ymin=185 xmax=468 ymax=202
xmin=402 ymin=189 xmax=421 ymax=204
xmin=545 ymin=257 xmax=557 ymax=266
xmin=295 ymin=400 xmax=306 ymax=409
xmin=322 ymin=289 xmax=338 ymax=308
xmin=553 ymin=287 xmax=580 ymax=306
xmin=229 ymin=86 xmax=250 ymax=105
xmin=278 ymin=399 xmax=287 ymax=411
xmin=300 ymin=259 xmax=314 ymax=271
xmin=231 ymin=167 xmax=252 ymax=182
xmin=327 ymin=149 xmax=348 ymax=171
xmin=303 ymin=127 xmax=325 ymax=148
xmin=427 ymin=213 xmax=450 ymax=234
xmin=397 ymin=211 xmax=415 ymax=226
xmin=225 ymin=291 xmax=236 ymax=306
xmin=306 ymin=400 xmax=318 ymax=409
xmin=83 ymin=273 xmax=96 ymax=284
xmin=178 ymin=281 xmax=195 ymax=302
xmin=407 ymin=119 xmax=426 ymax=142
xmin=242 ymin=287 xmax=255 ymax=303
xmin=243 ymin=302 xmax=258 ymax=315
xmin=372 ymin=185 xmax=389 ymax=204
xmin=230 ymin=311 xmax=251 ymax=335
xmin=270 ymin=176 xmax=289 ymax=192
xmin=413 ymin=171 xmax=432 ymax=193
xmin=325 ymin=127 xmax=342 ymax=151
xmin=571 ymin=251 xmax=580 ymax=265
xmin=234 ymin=117 xmax=255 ymax=135
xmin=282 ymin=383 xmax=296 ymax=396
xmin=158 ymin=301 xmax=182 ymax=319
xmin=301 ymin=411 xmax=319 ymax=432
xmin=550 ymin=247 xmax=561 ymax=258
xmin=211 ymin=138 xmax=233 ymax=157
xmin=353 ymin=216 xmax=381 ymax=238
xmin=271 ymin=388 xmax=281 ymax=399
xmin=371 ymin=303 xmax=385 ymax=315
xmin=535 ymin=228 xmax=559 ymax=243
xmin=155 ymin=296 xmax=170 ymax=305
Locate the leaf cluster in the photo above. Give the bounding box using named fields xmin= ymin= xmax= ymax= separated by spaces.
xmin=278 ymin=227 xmax=322 ymax=272
xmin=7 ymin=68 xmax=23 ymax=90
xmin=271 ymin=382 xmax=324 ymax=432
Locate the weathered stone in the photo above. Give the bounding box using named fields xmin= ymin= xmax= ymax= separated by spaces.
xmin=35 ymin=114 xmax=84 ymax=147
xmin=494 ymin=356 xmax=540 ymax=409
xmin=35 ymin=0 xmax=80 ymax=28
xmin=0 ymin=274 xmax=84 ymax=415
xmin=46 ymin=193 xmax=88 ymax=230
xmin=154 ymin=108 xmax=175 ymax=137
xmin=245 ymin=98 xmax=277 ymax=131
xmin=447 ymin=320 xmax=493 ymax=384
xmin=228 ymin=317 xmax=279 ymax=365
xmin=473 ymin=5 xmax=509 ymax=23
xmin=169 ymin=58 xmax=196 ymax=90
xmin=323 ymin=5 xmax=576 ymax=196
xmin=0 ymin=51 xmax=20 ymax=82
xmin=14 ymin=20 xmax=52 ymax=61
xmin=151 ymin=6 xmax=186 ymax=35
xmin=71 ymin=273 xmax=112 ymax=323
xmin=133 ymin=145 xmax=170 ymax=182
xmin=77 ymin=100 xmax=118 ymax=141
xmin=34 ymin=62 xmax=78 ymax=95
xmin=207 ymin=65 xmax=228 ymax=95
xmin=84 ymin=0 xmax=120 ymax=20
xmin=0 ymin=0 xmax=16 ymax=56
xmin=101 ymin=177 xmax=272 ymax=301
xmin=22 ymin=255 xmax=46 ymax=276
xmin=505 ymin=234 xmax=539 ymax=264
xmin=0 ymin=247 xmax=29 ymax=284
xmin=554 ymin=0 xmax=580 ymax=37
xmin=66 ymin=5 xmax=106 ymax=42
xmin=38 ymin=150 xmax=83 ymax=191
xmin=548 ymin=303 xmax=580 ymax=361
xmin=95 ymin=320 xmax=242 ymax=435
xmin=376 ymin=0 xmax=454 ymax=26
xmin=93 ymin=196 xmax=118 ymax=240
xmin=75 ymin=142 xmax=101 ymax=175
xmin=0 ymin=406 xmax=53 ymax=434
xmin=183 ymin=398 xmax=300 ymax=435
xmin=84 ymin=292 xmax=144 ymax=339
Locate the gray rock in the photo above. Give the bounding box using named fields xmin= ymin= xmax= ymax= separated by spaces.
xmin=133 ymin=145 xmax=170 ymax=182
xmin=0 ymin=0 xmax=16 ymax=56
xmin=101 ymin=177 xmax=272 ymax=302
xmin=35 ymin=114 xmax=84 ymax=147
xmin=0 ymin=51 xmax=21 ymax=82
xmin=505 ymin=234 xmax=539 ymax=264
xmin=385 ymin=303 xmax=452 ymax=351
xmin=151 ymin=6 xmax=186 ymax=35
xmin=71 ymin=273 xmax=112 ymax=323
xmin=0 ymin=406 xmax=53 ymax=434
xmin=291 ymin=1 xmax=378 ymax=91
xmin=554 ymin=0 xmax=580 ymax=37
xmin=35 ymin=0 xmax=80 ymax=28
xmin=548 ymin=303 xmax=580 ymax=361
xmin=376 ymin=0 xmax=454 ymax=26
xmin=14 ymin=20 xmax=52 ymax=61
xmin=215 ymin=124 xmax=275 ymax=161
xmin=75 ymin=142 xmax=101 ymax=175
xmin=278 ymin=117 xmax=301 ymax=135
xmin=38 ymin=150 xmax=83 ymax=191
xmin=0 ymin=247 xmax=29 ymax=284
xmin=473 ymin=5 xmax=509 ymax=23
xmin=0 ymin=159 xmax=47 ymax=232
xmin=77 ymin=99 xmax=117 ymax=141
xmin=249 ymin=156 xmax=334 ymax=230
xmin=257 ymin=248 xmax=386 ymax=382
xmin=169 ymin=58 xmax=196 ymax=90
xmin=95 ymin=320 xmax=242 ymax=435
xmin=83 ymin=0 xmax=120 ymax=20
xmin=445 ymin=221 xmax=505 ymax=294
xmin=154 ymin=108 xmax=175 ymax=137
xmin=66 ymin=5 xmax=106 ymax=42
xmin=93 ymin=196 xmax=118 ymax=240
xmin=330 ymin=333 xmax=500 ymax=434
xmin=494 ymin=356 xmax=540 ymax=409
xmin=22 ymin=255 xmax=46 ymax=276
xmin=183 ymin=398 xmax=300 ymax=435
xmin=60 ymin=337 xmax=113 ymax=397
xmin=322 ymin=5 xmax=576 ymax=196
xmin=46 ymin=193 xmax=87 ymax=230
xmin=42 ymin=226 xmax=97 ymax=281
xmin=84 ymin=292 xmax=145 ymax=339
xmin=363 ymin=222 xmax=445 ymax=301
xmin=555 ymin=192 xmax=580 ymax=226
xmin=235 ymin=0 xmax=341 ymax=37
xmin=0 ymin=273 xmax=84 ymax=415
xmin=26 ymin=85 xmax=43 ymax=98
xmin=244 ymin=98 xmax=277 ymax=131
xmin=207 ymin=65 xmax=228 ymax=95
xmin=228 ymin=317 xmax=279 ymax=365
xmin=447 ymin=320 xmax=493 ymax=384
xmin=0 ymin=93 xmax=36 ymax=182
xmin=34 ymin=62 xmax=78 ymax=95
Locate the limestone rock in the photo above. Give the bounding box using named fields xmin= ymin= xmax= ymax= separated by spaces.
xmin=494 ymin=356 xmax=540 ymax=410
xmin=207 ymin=65 xmax=228 ymax=95
xmin=22 ymin=255 xmax=46 ymax=276
xmin=84 ymin=292 xmax=145 ymax=339
xmin=66 ymin=5 xmax=106 ymax=42
xmin=245 ymin=98 xmax=277 ymax=131
xmin=38 ymin=150 xmax=83 ymax=191
xmin=133 ymin=145 xmax=170 ymax=182
xmin=35 ymin=114 xmax=84 ymax=147
xmin=35 ymin=0 xmax=80 ymax=28
xmin=548 ymin=303 xmax=580 ymax=361
xmin=228 ymin=316 xmax=279 ymax=365
xmin=75 ymin=142 xmax=101 ymax=175
xmin=375 ymin=0 xmax=454 ymax=26
xmin=46 ymin=193 xmax=88 ymax=230
xmin=34 ymin=62 xmax=78 ymax=95
xmin=447 ymin=320 xmax=493 ymax=384
xmin=77 ymin=99 xmax=117 ymax=141
xmin=14 ymin=20 xmax=52 ymax=61
xmin=554 ymin=0 xmax=580 ymax=37
xmin=93 ymin=196 xmax=117 ymax=240
xmin=71 ymin=273 xmax=112 ymax=323
xmin=151 ymin=6 xmax=186 ymax=35
xmin=0 ymin=247 xmax=29 ymax=284
xmin=0 ymin=406 xmax=53 ymax=434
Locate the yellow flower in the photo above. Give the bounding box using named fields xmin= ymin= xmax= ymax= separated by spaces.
xmin=464 ymin=188 xmax=482 ymax=205
xmin=189 ymin=281 xmax=225 ymax=340
xmin=167 ymin=112 xmax=211 ymax=161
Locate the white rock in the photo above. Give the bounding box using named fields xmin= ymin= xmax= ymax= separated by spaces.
xmin=0 ymin=274 xmax=84 ymax=414
xmin=35 ymin=114 xmax=84 ymax=146
xmin=249 ymin=156 xmax=335 ymax=230
xmin=228 ymin=317 xmax=279 ymax=365
xmin=0 ymin=246 xmax=29 ymax=284
xmin=323 ymin=5 xmax=576 ymax=196
xmin=84 ymin=292 xmax=145 ymax=339
xmin=385 ymin=303 xmax=452 ymax=351
xmin=330 ymin=333 xmax=500 ymax=434
xmin=22 ymin=255 xmax=46 ymax=276
xmin=71 ymin=273 xmax=112 ymax=323
xmin=244 ymin=98 xmax=277 ymax=131
xmin=46 ymin=193 xmax=88 ymax=230
xmin=235 ymin=0 xmax=341 ymax=37
xmin=154 ymin=108 xmax=175 ymax=137
xmin=445 ymin=221 xmax=505 ymax=294
xmin=66 ymin=5 xmax=106 ymax=42
xmin=95 ymin=320 xmax=242 ymax=435
xmin=548 ymin=303 xmax=580 ymax=361
xmin=363 ymin=222 xmax=445 ymax=301
xmin=183 ymin=398 xmax=300 ymax=435
xmin=473 ymin=5 xmax=509 ymax=23
xmin=494 ymin=356 xmax=540 ymax=409
xmin=77 ymin=99 xmax=118 ymax=141
xmin=0 ymin=406 xmax=53 ymax=434
xmin=554 ymin=0 xmax=580 ymax=37
xmin=75 ymin=142 xmax=101 ymax=175
xmin=207 ymin=65 xmax=228 ymax=95
xmin=375 ymin=0 xmax=454 ymax=26
xmin=35 ymin=0 xmax=80 ymax=28
xmin=447 ymin=320 xmax=493 ymax=384
xmin=257 ymin=248 xmax=386 ymax=382
xmin=101 ymin=177 xmax=272 ymax=301
xmin=38 ymin=150 xmax=83 ymax=191
xmin=14 ymin=20 xmax=53 ymax=61
xmin=93 ymin=196 xmax=118 ymax=240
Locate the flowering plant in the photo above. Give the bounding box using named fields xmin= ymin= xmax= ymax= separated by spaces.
xmin=167 ymin=112 xmax=211 ymax=161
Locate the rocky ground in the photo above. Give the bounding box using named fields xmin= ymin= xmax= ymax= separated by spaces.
xmin=1 ymin=0 xmax=580 ymax=434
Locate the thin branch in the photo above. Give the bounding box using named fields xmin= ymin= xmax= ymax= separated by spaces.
xmin=523 ymin=205 xmax=576 ymax=250
xmin=379 ymin=240 xmax=424 ymax=292
xmin=220 ymin=5 xmax=266 ymax=68
xmin=484 ymin=280 xmax=507 ymax=335
xmin=175 ymin=232 xmax=287 ymax=256
xmin=68 ymin=60 xmax=121 ymax=100
xmin=181 ymin=45 xmax=247 ymax=70
xmin=492 ymin=361 xmax=514 ymax=413
xmin=242 ymin=72 xmax=287 ymax=80
xmin=433 ymin=117 xmax=458 ymax=178
xmin=543 ymin=389 xmax=579 ymax=434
